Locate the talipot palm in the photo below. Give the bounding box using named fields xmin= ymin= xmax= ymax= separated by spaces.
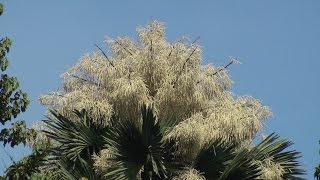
xmin=34 ymin=105 xmax=303 ymax=179
xmin=33 ymin=21 xmax=305 ymax=179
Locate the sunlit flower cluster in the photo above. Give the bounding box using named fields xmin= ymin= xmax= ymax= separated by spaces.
xmin=40 ymin=21 xmax=275 ymax=179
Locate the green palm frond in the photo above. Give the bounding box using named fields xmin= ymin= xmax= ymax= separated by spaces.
xmin=56 ymin=155 xmax=101 ymax=180
xmin=194 ymin=139 xmax=261 ymax=180
xmin=193 ymin=133 xmax=304 ymax=180
xmin=217 ymin=147 xmax=261 ymax=180
xmin=103 ymin=105 xmax=182 ymax=180
xmin=39 ymin=108 xmax=304 ymax=180
xmin=249 ymin=133 xmax=305 ymax=179
xmin=43 ymin=109 xmax=107 ymax=162
xmin=43 ymin=109 xmax=107 ymax=179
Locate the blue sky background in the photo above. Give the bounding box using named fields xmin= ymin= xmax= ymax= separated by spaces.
xmin=1 ymin=1 xmax=319 ymax=179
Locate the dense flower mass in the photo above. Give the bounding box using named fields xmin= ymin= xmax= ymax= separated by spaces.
xmin=37 ymin=21 xmax=298 ymax=179
xmin=40 ymin=20 xmax=270 ymax=141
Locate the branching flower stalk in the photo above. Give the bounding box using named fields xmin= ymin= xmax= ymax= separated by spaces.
xmin=37 ymin=21 xmax=303 ymax=179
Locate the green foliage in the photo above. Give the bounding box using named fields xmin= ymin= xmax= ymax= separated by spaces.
xmin=315 ymin=164 xmax=320 ymax=180
xmin=193 ymin=134 xmax=304 ymax=180
xmin=54 ymin=156 xmax=101 ymax=180
xmin=37 ymin=106 xmax=182 ymax=179
xmin=44 ymin=109 xmax=108 ymax=162
xmin=0 ymin=37 xmax=30 ymax=126
xmin=194 ymin=139 xmax=259 ymax=179
xmin=250 ymin=134 xmax=304 ymax=179
xmin=0 ymin=121 xmax=37 ymax=147
xmin=0 ymin=3 xmax=3 ymax=16
xmin=103 ymin=105 xmax=182 ymax=180
xmin=4 ymin=147 xmax=50 ymax=180
xmin=0 ymin=3 xmax=32 ymax=148
xmin=104 ymin=108 xmax=304 ymax=180
xmin=3 ymin=108 xmax=108 ymax=180
xmin=37 ymin=106 xmax=304 ymax=180
xmin=0 ymin=3 xmax=40 ymax=178
xmin=0 ymin=37 xmax=11 ymax=71
xmin=29 ymin=21 xmax=304 ymax=179
xmin=41 ymin=109 xmax=107 ymax=179
xmin=315 ymin=141 xmax=320 ymax=180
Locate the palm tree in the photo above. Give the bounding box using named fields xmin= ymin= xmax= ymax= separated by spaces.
xmin=37 ymin=105 xmax=304 ymax=179
xmin=35 ymin=21 xmax=305 ymax=179
xmin=101 ymin=106 xmax=304 ymax=179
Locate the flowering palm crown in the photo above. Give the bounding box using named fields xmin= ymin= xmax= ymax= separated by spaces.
xmin=38 ymin=21 xmax=295 ymax=179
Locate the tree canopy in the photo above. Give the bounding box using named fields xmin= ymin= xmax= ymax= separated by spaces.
xmin=0 ymin=2 xmax=35 ymax=148
xmin=28 ymin=21 xmax=304 ymax=179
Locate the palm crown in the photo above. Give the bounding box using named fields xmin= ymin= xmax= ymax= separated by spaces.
xmin=10 ymin=105 xmax=302 ymax=179
xmin=4 ymin=21 xmax=305 ymax=179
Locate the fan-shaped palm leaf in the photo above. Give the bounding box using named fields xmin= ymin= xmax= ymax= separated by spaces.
xmin=43 ymin=109 xmax=107 ymax=179
xmin=56 ymin=155 xmax=101 ymax=180
xmin=248 ymin=133 xmax=304 ymax=179
xmin=194 ymin=139 xmax=260 ymax=180
xmin=193 ymin=133 xmax=304 ymax=180
xmin=103 ymin=105 xmax=182 ymax=180
xmin=44 ymin=110 xmax=107 ymax=161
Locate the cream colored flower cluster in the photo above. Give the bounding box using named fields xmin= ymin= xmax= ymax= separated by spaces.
xmin=40 ymin=21 xmax=276 ymax=179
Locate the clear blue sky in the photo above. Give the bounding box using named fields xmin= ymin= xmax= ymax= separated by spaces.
xmin=1 ymin=1 xmax=319 ymax=178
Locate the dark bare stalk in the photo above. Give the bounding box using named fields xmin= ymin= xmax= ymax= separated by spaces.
xmin=70 ymin=74 xmax=99 ymax=87
xmin=94 ymin=44 xmax=115 ymax=67
xmin=150 ymin=39 xmax=153 ymax=61
xmin=115 ymin=40 xmax=133 ymax=56
xmin=167 ymin=48 xmax=173 ymax=60
xmin=191 ymin=36 xmax=200 ymax=46
xmin=211 ymin=61 xmax=233 ymax=76
xmin=167 ymin=36 xmax=200 ymax=60
xmin=48 ymin=93 xmax=64 ymax=97
xmin=173 ymin=46 xmax=198 ymax=88
xmin=181 ymin=46 xmax=198 ymax=70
